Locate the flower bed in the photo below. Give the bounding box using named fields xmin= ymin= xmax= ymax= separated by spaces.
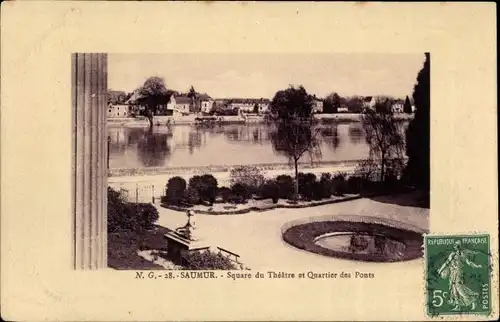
xmin=161 ymin=194 xmax=363 ymax=215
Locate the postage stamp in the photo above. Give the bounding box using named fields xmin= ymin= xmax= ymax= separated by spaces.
xmin=425 ymin=234 xmax=491 ymax=316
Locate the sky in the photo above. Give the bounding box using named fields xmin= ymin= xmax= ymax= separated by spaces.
xmin=108 ymin=53 xmax=426 ymax=99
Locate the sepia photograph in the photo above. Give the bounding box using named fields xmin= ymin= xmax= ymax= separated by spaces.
xmin=73 ymin=52 xmax=430 ymax=271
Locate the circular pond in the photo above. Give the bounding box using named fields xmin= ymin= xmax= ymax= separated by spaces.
xmin=282 ymin=220 xmax=423 ymax=262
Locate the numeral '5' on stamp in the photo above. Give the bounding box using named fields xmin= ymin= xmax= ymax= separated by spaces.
xmin=425 ymin=234 xmax=491 ymax=317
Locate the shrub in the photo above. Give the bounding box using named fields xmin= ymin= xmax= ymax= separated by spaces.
xmin=275 ymin=175 xmax=295 ymax=199
xmin=128 ymin=203 xmax=159 ymax=231
xmin=318 ymin=173 xmax=333 ymax=199
xmin=180 ymin=250 xmax=237 ymax=270
xmin=331 ymin=173 xmax=346 ymax=196
xmin=231 ymin=183 xmax=252 ymax=201
xmin=229 ymin=166 xmax=265 ymax=194
xmin=345 ymin=175 xmax=364 ymax=194
xmin=108 ymin=187 xmax=130 ymax=232
xmin=218 ymin=186 xmax=232 ymax=203
xmin=261 ymin=180 xmax=280 ymax=203
xmin=298 ymin=172 xmax=317 ymax=200
xmin=107 ymin=187 xmax=159 ymax=232
xmin=311 ymin=181 xmax=324 ymax=200
xmin=165 ymin=176 xmax=187 ymax=205
xmin=184 ymin=187 xmax=201 ymax=205
xmin=188 ymin=174 xmax=218 ymax=204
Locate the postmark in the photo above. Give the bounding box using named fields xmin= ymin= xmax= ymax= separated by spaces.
xmin=425 ymin=234 xmax=491 ymax=316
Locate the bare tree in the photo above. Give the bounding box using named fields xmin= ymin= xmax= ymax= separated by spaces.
xmin=361 ymin=99 xmax=405 ymax=182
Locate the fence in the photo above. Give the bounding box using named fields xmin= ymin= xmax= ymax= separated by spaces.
xmin=113 ymin=183 xmax=166 ymax=204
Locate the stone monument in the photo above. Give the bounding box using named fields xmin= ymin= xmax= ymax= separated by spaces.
xmin=164 ymin=210 xmax=211 ymax=262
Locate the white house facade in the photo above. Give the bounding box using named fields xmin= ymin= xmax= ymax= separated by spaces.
xmin=107 ymin=104 xmax=130 ymax=117
xmin=200 ymin=97 xmax=214 ymax=114
xmin=227 ymin=98 xmax=270 ymax=113
xmin=312 ymin=99 xmax=324 ymax=113
xmin=391 ymin=100 xmax=405 ymax=113
xmin=167 ymin=95 xmax=192 ymax=116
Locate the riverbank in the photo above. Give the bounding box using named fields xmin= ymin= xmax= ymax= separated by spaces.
xmin=108 ymin=162 xmax=363 ymax=203
xmin=107 ymin=113 xmax=414 ymax=127
xmin=108 ymin=159 xmax=364 ymax=178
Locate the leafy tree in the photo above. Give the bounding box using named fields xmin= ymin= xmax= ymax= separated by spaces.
xmin=136 ymin=77 xmax=171 ymax=128
xmin=404 ymin=53 xmax=430 ymax=191
xmin=323 ymin=92 xmax=344 ymax=114
xmin=269 ymin=85 xmax=321 ymax=197
xmin=188 ymin=86 xmax=198 ymax=100
xmin=187 ymin=85 xmax=199 ymax=112
xmin=108 ymin=90 xmax=127 ymax=104
xmin=345 ymin=96 xmax=364 ymax=113
xmin=124 ymin=92 xmax=134 ymax=103
xmin=403 ymin=95 xmax=412 ymax=113
xmin=270 ymin=85 xmax=314 ymax=119
xmin=361 ymin=99 xmax=405 ymax=182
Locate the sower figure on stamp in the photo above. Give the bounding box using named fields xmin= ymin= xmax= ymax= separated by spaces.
xmin=175 ymin=210 xmax=199 ymax=241
xmin=437 ymin=240 xmax=482 ymax=310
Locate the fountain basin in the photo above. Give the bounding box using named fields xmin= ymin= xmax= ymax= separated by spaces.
xmin=282 ymin=216 xmax=424 ymax=262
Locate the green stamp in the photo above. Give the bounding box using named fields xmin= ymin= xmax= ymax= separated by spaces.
xmin=425 ymin=234 xmax=491 ymax=316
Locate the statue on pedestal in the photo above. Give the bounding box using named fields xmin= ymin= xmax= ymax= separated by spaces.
xmin=174 ymin=210 xmax=199 ymax=241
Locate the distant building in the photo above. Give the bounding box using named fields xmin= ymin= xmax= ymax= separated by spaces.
xmin=107 ymin=104 xmax=130 ymax=118
xmin=226 ymin=98 xmax=270 ymax=113
xmin=312 ymin=98 xmax=324 ymax=113
xmin=337 ymin=106 xmax=349 ymax=113
xmin=391 ymin=99 xmax=405 ymax=113
xmin=167 ymin=95 xmax=192 ymax=116
xmin=197 ymin=93 xmax=214 ymax=114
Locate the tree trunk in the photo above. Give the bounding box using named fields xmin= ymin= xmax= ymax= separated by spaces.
xmin=380 ymin=154 xmax=385 ymax=182
xmin=294 ymin=158 xmax=299 ymax=199
xmin=146 ymin=108 xmax=154 ymax=128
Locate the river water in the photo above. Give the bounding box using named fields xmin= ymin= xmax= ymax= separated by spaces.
xmin=108 ymin=122 xmax=407 ymax=170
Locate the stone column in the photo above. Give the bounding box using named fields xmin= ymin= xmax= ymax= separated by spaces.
xmin=72 ymin=53 xmax=108 ymax=269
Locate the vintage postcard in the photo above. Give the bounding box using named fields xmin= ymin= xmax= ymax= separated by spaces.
xmin=1 ymin=2 xmax=498 ymax=321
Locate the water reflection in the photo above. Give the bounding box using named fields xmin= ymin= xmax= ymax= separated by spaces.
xmin=108 ymin=123 xmax=388 ymax=169
xmin=348 ymin=124 xmax=364 ymax=144
xmin=320 ymin=126 xmax=341 ymax=150
xmin=136 ymin=130 xmax=171 ymax=167
xmin=188 ymin=131 xmax=202 ymax=154
xmin=315 ymin=232 xmax=407 ymax=261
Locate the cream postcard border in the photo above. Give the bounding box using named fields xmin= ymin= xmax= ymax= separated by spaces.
xmin=1 ymin=2 xmax=497 ymax=321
